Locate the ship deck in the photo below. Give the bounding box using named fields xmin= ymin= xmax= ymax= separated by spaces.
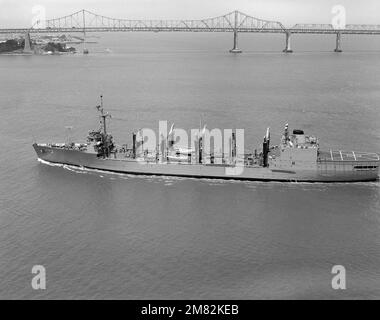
xmin=319 ymin=150 xmax=380 ymax=162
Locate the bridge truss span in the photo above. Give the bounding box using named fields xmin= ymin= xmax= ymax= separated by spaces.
xmin=2 ymin=9 xmax=380 ymax=53
xmin=291 ymin=23 xmax=380 ymax=34
xmin=45 ymin=9 xmax=286 ymax=33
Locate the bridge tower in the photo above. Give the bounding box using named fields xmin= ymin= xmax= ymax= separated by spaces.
xmin=82 ymin=9 xmax=89 ymax=54
xmin=334 ymin=32 xmax=342 ymax=52
xmin=283 ymin=31 xmax=293 ymax=53
xmin=230 ymin=11 xmax=242 ymax=53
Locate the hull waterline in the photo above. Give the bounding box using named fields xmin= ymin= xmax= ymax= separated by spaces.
xmin=33 ymin=144 xmax=380 ymax=183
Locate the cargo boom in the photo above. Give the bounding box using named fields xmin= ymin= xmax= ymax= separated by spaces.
xmin=33 ymin=97 xmax=380 ymax=183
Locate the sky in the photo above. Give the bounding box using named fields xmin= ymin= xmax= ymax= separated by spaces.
xmin=0 ymin=0 xmax=379 ymax=28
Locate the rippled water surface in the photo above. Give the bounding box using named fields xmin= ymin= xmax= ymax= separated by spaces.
xmin=0 ymin=33 xmax=380 ymax=299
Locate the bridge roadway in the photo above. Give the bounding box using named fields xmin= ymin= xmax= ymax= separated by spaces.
xmin=1 ymin=10 xmax=380 ymax=53
xmin=2 ymin=27 xmax=380 ymax=34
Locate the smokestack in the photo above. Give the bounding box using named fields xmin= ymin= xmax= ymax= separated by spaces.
xmin=262 ymin=137 xmax=268 ymax=167
xmin=132 ymin=132 xmax=136 ymax=159
xmin=160 ymin=134 xmax=166 ymax=162
xmin=194 ymin=137 xmax=199 ymax=164
xmin=199 ymin=137 xmax=203 ymax=164
xmin=262 ymin=128 xmax=270 ymax=167
xmin=232 ymin=132 xmax=236 ymax=159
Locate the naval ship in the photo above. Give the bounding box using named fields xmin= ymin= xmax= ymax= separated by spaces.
xmin=33 ymin=97 xmax=379 ymax=182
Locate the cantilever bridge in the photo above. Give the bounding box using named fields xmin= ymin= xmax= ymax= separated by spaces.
xmin=2 ymin=9 xmax=380 ymax=53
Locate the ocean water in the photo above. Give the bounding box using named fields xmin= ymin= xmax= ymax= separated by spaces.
xmin=0 ymin=32 xmax=380 ymax=299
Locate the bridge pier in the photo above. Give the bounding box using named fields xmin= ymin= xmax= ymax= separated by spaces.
xmin=334 ymin=32 xmax=342 ymax=52
xmin=229 ymin=11 xmax=242 ymax=53
xmin=230 ymin=30 xmax=242 ymax=53
xmin=283 ymin=31 xmax=293 ymax=53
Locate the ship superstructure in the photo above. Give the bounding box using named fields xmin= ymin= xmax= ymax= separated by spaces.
xmin=33 ymin=97 xmax=379 ymax=182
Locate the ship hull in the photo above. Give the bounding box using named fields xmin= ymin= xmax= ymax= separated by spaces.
xmin=33 ymin=144 xmax=379 ymax=183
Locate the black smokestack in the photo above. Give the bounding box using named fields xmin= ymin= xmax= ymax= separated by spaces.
xmin=262 ymin=127 xmax=270 ymax=167
xmin=132 ymin=132 xmax=136 ymax=159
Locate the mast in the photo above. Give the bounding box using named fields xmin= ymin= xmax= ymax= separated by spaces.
xmin=65 ymin=126 xmax=73 ymax=146
xmin=284 ymin=123 xmax=289 ymax=142
xmin=95 ymin=95 xmax=113 ymax=157
xmin=96 ymin=95 xmax=111 ymax=135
